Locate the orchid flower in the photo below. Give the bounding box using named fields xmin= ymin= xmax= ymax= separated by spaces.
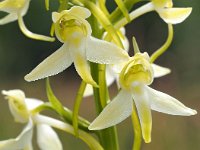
xmin=88 ymin=52 xmax=197 ymax=143
xmin=24 ymin=6 xmax=129 ymax=86
xmin=0 ymin=90 xmax=63 ymax=150
xmin=83 ymin=34 xmax=170 ymax=97
xmin=0 ymin=0 xmax=54 ymax=41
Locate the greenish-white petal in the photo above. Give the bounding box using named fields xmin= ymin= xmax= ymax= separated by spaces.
xmin=122 ymin=33 xmax=129 ymax=52
xmin=0 ymin=13 xmax=18 ymax=25
xmin=69 ymin=37 xmax=98 ymax=87
xmin=106 ymin=66 xmax=116 ymax=86
xmin=52 ymin=12 xmax=61 ymax=23
xmin=25 ymin=98 xmax=44 ymax=111
xmin=145 ymin=86 xmax=197 ymax=115
xmin=152 ymin=64 xmax=171 ymax=78
xmin=24 ymin=142 xmax=33 ymax=150
xmin=83 ymin=84 xmax=93 ymax=97
xmin=69 ymin=6 xmax=91 ymax=19
xmin=157 ymin=7 xmax=192 ymax=24
xmin=52 ymin=6 xmax=91 ymax=23
xmin=20 ymin=0 xmax=30 ymax=16
xmin=0 ymin=119 xmax=33 ymax=150
xmin=2 ymin=89 xmax=29 ymax=123
xmin=86 ymin=36 xmax=129 ymax=64
xmin=89 ymin=90 xmax=132 ymax=130
xmin=37 ymin=124 xmax=63 ymax=150
xmin=25 ymin=43 xmax=72 ymax=82
xmin=132 ymin=83 xmax=152 ymax=143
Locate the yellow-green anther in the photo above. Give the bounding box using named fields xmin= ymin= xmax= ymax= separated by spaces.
xmin=115 ymin=0 xmax=131 ymax=22
xmin=119 ymin=53 xmax=154 ymax=90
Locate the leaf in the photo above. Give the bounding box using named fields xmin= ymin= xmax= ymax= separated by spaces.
xmin=46 ymin=78 xmax=67 ymax=118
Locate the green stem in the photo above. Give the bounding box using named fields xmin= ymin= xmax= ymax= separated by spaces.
xmin=45 ymin=0 xmax=49 ymax=10
xmin=98 ymin=64 xmax=107 ymax=107
xmin=114 ymin=0 xmax=131 ymax=22
xmin=131 ymin=103 xmax=142 ymax=150
xmin=99 ymin=0 xmax=110 ymax=17
xmin=33 ymin=115 xmax=103 ymax=150
xmin=150 ymin=24 xmax=173 ymax=63
xmin=32 ymin=102 xmax=91 ymax=132
xmin=73 ymin=81 xmax=87 ymax=136
xmin=90 ymin=63 xmax=119 ymax=150
xmin=114 ymin=2 xmax=154 ymax=29
xmin=109 ymin=0 xmax=140 ymax=24
xmin=87 ymin=5 xmax=119 ymax=148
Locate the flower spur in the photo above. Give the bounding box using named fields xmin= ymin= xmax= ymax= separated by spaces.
xmin=0 ymin=0 xmax=54 ymax=41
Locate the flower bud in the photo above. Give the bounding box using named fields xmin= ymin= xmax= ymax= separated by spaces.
xmin=2 ymin=90 xmax=29 ymax=123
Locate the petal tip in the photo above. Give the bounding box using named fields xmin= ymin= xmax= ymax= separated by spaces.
xmin=88 ymin=123 xmax=104 ymax=130
xmin=24 ymin=74 xmax=38 ymax=82
xmin=144 ymin=137 xmax=151 ymax=143
xmin=24 ymin=75 xmax=32 ymax=82
xmin=190 ymin=109 xmax=197 ymax=115
xmin=88 ymin=125 xmax=95 ymax=130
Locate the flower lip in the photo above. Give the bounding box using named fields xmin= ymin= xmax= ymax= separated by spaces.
xmin=119 ymin=52 xmax=154 ymax=90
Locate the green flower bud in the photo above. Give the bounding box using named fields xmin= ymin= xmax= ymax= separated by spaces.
xmin=2 ymin=90 xmax=29 ymax=123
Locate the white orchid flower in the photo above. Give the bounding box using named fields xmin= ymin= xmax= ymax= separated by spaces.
xmin=24 ymin=6 xmax=129 ymax=87
xmin=88 ymin=52 xmax=197 ymax=143
xmin=83 ymin=33 xmax=170 ymax=97
xmin=1 ymin=90 xmax=63 ymax=150
xmin=0 ymin=0 xmax=54 ymax=41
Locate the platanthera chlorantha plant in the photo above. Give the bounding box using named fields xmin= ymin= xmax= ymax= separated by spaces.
xmin=0 ymin=0 xmax=197 ymax=150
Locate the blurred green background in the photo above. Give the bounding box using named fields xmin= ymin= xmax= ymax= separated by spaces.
xmin=0 ymin=0 xmax=199 ymax=150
